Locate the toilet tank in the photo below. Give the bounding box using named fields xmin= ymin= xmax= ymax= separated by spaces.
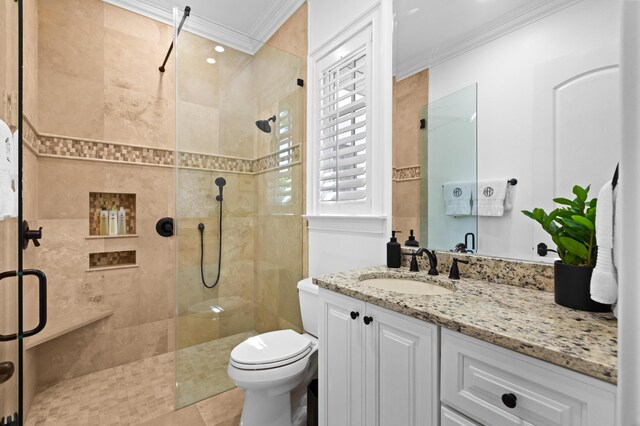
xmin=297 ymin=278 xmax=319 ymax=337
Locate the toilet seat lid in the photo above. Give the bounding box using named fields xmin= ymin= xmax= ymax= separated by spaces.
xmin=230 ymin=330 xmax=312 ymax=366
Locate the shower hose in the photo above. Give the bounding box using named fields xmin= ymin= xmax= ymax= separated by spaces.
xmin=198 ymin=199 xmax=223 ymax=289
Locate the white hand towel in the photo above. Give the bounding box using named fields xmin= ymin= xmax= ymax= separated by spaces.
xmin=0 ymin=120 xmax=13 ymax=220
xmin=443 ymin=182 xmax=472 ymax=216
xmin=477 ymin=179 xmax=508 ymax=216
xmin=590 ymin=180 xmax=618 ymax=307
xmin=504 ymin=185 xmax=515 ymax=211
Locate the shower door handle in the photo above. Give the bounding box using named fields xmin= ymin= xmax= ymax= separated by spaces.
xmin=0 ymin=269 xmax=47 ymax=341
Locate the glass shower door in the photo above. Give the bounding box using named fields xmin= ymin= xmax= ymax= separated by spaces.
xmin=0 ymin=0 xmax=21 ymax=423
xmin=421 ymin=84 xmax=478 ymax=252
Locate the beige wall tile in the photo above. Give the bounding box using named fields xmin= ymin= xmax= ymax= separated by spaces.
xmin=392 ymin=70 xmax=428 ymax=236
xmin=392 ymin=179 xmax=421 ymax=237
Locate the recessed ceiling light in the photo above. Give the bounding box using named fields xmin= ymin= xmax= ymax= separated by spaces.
xmin=215 ymin=45 xmax=225 ymax=53
xmin=206 ymin=57 xmax=216 ymax=64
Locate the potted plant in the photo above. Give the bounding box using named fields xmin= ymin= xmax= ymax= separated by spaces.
xmin=522 ymin=185 xmax=610 ymax=312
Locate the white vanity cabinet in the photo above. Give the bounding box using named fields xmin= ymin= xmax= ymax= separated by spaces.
xmin=318 ymin=288 xmax=439 ymax=426
xmin=440 ymin=329 xmax=617 ymax=426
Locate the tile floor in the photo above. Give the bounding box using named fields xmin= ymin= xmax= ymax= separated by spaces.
xmin=176 ymin=331 xmax=255 ymax=408
xmin=25 ymin=332 xmax=251 ymax=426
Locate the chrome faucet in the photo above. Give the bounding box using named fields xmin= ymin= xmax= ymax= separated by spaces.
xmin=405 ymin=248 xmax=438 ymax=275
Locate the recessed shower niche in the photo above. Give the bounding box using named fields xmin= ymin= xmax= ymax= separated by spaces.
xmin=88 ymin=192 xmax=137 ymax=237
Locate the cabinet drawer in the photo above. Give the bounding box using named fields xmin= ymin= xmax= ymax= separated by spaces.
xmin=441 ymin=329 xmax=616 ymax=426
xmin=442 ymin=406 xmax=481 ymax=426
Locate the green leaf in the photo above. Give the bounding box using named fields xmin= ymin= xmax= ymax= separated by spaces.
xmin=573 ymin=185 xmax=588 ymax=201
xmin=564 ymin=252 xmax=578 ymax=265
xmin=571 ymin=215 xmax=594 ymax=231
xmin=559 ymin=237 xmax=589 ymax=260
xmin=553 ymin=198 xmax=574 ymax=206
xmin=589 ymin=198 xmax=598 ymax=209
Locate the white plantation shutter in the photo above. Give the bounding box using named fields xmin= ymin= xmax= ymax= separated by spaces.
xmin=316 ymin=30 xmax=371 ymax=209
xmin=267 ymin=97 xmax=295 ymax=206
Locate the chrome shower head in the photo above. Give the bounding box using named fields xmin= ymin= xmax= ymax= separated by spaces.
xmin=255 ymin=115 xmax=276 ymax=133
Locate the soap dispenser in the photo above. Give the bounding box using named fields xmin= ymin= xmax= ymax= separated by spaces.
xmin=404 ymin=229 xmax=419 ymax=247
xmin=387 ymin=230 xmax=402 ymax=268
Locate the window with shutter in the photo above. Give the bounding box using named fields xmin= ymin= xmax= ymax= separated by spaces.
xmin=316 ymin=28 xmax=371 ymax=212
xmin=267 ymin=98 xmax=294 ymax=205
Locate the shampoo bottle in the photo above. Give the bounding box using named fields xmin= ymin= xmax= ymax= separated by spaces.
xmin=109 ymin=206 xmax=118 ymax=236
xmin=387 ymin=230 xmax=402 ymax=268
xmin=99 ymin=206 xmax=108 ymax=235
xmin=117 ymin=207 xmax=126 ymax=235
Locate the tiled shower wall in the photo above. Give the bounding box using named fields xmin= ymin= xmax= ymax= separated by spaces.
xmin=29 ymin=0 xmax=177 ymax=394
xmin=392 ymin=70 xmax=429 ymax=238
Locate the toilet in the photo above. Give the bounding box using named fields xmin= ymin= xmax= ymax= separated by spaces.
xmin=227 ymin=278 xmax=319 ymax=426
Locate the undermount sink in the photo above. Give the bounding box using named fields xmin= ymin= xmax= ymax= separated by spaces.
xmin=360 ymin=277 xmax=454 ymax=296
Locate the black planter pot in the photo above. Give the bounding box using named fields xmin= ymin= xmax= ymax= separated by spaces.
xmin=554 ymin=261 xmax=610 ymax=312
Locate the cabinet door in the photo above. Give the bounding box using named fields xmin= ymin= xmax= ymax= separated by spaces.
xmin=364 ymin=304 xmax=439 ymax=426
xmin=442 ymin=406 xmax=482 ymax=426
xmin=319 ymin=289 xmax=366 ymax=426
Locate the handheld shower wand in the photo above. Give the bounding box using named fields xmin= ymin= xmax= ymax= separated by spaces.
xmin=199 ymin=176 xmax=226 ymax=289
xmin=215 ymin=177 xmax=226 ymax=201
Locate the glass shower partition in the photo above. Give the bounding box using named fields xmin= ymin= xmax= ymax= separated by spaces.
xmin=173 ymin=7 xmax=306 ymax=408
xmin=420 ymin=84 xmax=478 ymax=252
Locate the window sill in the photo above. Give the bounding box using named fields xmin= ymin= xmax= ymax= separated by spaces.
xmin=304 ymin=215 xmax=387 ymax=234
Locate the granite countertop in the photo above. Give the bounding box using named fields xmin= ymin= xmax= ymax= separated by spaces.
xmin=313 ymin=266 xmax=618 ymax=384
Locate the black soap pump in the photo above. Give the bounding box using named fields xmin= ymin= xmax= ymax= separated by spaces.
xmin=404 ymin=229 xmax=419 ymax=247
xmin=387 ymin=230 xmax=402 ymax=268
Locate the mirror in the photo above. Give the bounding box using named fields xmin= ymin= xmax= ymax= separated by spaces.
xmin=393 ymin=0 xmax=622 ymax=261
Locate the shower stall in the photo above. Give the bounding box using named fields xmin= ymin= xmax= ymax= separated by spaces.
xmin=0 ymin=1 xmax=306 ymax=424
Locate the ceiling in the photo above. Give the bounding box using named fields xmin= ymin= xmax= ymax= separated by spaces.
xmin=394 ymin=0 xmax=583 ymax=79
xmin=103 ymin=0 xmax=304 ymax=54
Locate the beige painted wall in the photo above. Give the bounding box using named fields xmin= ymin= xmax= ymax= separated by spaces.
xmin=392 ymin=70 xmax=428 ymax=240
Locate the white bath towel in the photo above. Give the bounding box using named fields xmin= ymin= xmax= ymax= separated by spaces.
xmin=477 ymin=179 xmax=508 ymax=216
xmin=443 ymin=182 xmax=472 ymax=216
xmin=590 ymin=180 xmax=618 ymax=309
xmin=0 ymin=120 xmax=15 ymax=220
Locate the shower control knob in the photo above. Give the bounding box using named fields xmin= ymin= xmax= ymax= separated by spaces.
xmin=156 ymin=217 xmax=174 ymax=237
xmin=363 ymin=316 xmax=373 ymax=325
xmin=350 ymin=311 xmax=359 ymax=320
xmin=501 ymin=393 xmax=517 ymax=409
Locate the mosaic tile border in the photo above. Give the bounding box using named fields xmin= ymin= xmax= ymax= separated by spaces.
xmin=178 ymin=151 xmax=254 ymax=173
xmin=22 ymin=115 xmax=301 ymax=175
xmin=22 ymin=116 xmax=39 ymax=153
xmin=401 ymin=247 xmax=555 ymax=292
xmin=254 ymin=145 xmax=301 ymax=173
xmin=393 ymin=165 xmax=421 ymax=181
xmin=38 ymin=134 xmax=175 ymax=166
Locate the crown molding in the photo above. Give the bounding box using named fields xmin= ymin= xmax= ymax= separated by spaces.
xmin=395 ymin=0 xmax=584 ymax=80
xmin=248 ymin=0 xmax=305 ymax=47
xmin=102 ymin=0 xmax=262 ymax=54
